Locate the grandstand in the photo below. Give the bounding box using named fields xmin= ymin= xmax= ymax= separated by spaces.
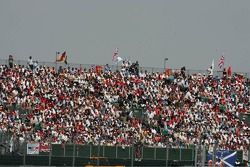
xmin=0 ymin=59 xmax=249 ymax=166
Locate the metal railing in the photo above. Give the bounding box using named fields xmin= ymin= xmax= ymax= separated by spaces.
xmin=0 ymin=142 xmax=246 ymax=167
xmin=1 ymin=143 xmax=196 ymax=167
xmin=0 ymin=131 xmax=12 ymax=155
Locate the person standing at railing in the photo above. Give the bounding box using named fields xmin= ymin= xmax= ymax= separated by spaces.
xmin=134 ymin=141 xmax=143 ymax=161
xmin=28 ymin=56 xmax=33 ymax=70
xmin=104 ymin=64 xmax=111 ymax=73
xmin=8 ymin=55 xmax=14 ymax=68
xmin=207 ymin=65 xmax=213 ymax=76
xmin=134 ymin=61 xmax=139 ymax=76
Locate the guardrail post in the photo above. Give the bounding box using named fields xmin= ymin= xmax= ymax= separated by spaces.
xmin=201 ymin=145 xmax=206 ymax=167
xmin=116 ymin=145 xmax=118 ymax=159
xmin=76 ymin=145 xmax=79 ymax=157
xmin=248 ymin=147 xmax=250 ymax=164
xmin=194 ymin=145 xmax=197 ymax=167
xmin=89 ymin=144 xmax=92 ymax=158
xmin=103 ymin=145 xmax=105 ymax=157
xmin=97 ymin=140 xmax=100 ymax=166
xmin=166 ymin=146 xmax=169 ymax=167
xmin=180 ymin=148 xmax=182 ymax=161
xmin=49 ymin=143 xmax=52 ymax=166
xmin=154 ymin=147 xmax=156 ymax=160
xmin=191 ymin=147 xmax=194 ymax=164
xmin=72 ymin=143 xmax=76 ymax=167
xmin=212 ymin=141 xmax=218 ymax=167
xmin=141 ymin=146 xmax=144 ymax=160
xmin=63 ymin=144 xmax=66 ymax=157
xmin=131 ymin=145 xmax=134 ymax=167
xmin=128 ymin=145 xmax=130 ymax=159
xmin=23 ymin=142 xmax=26 ymax=166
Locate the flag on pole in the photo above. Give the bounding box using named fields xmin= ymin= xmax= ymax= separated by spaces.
xmin=112 ymin=48 xmax=119 ymax=62
xmin=211 ymin=59 xmax=214 ymax=71
xmin=207 ymin=150 xmax=237 ymax=167
xmin=218 ymin=54 xmax=225 ymax=69
xmin=56 ymin=51 xmax=68 ymax=64
xmin=208 ymin=59 xmax=214 ymax=76
xmin=112 ymin=48 xmax=123 ymax=63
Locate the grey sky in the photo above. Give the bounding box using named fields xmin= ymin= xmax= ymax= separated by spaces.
xmin=0 ymin=0 xmax=250 ymax=72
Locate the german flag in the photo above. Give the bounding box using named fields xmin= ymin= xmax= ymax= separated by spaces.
xmin=56 ymin=51 xmax=67 ymax=64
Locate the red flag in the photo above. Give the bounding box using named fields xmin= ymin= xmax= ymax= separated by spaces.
xmin=56 ymin=51 xmax=68 ymax=64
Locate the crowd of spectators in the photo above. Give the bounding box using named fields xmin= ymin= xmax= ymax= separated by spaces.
xmin=0 ymin=59 xmax=249 ymax=153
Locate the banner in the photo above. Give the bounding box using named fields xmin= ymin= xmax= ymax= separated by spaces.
xmin=207 ymin=150 xmax=237 ymax=167
xmin=39 ymin=143 xmax=50 ymax=152
xmin=243 ymin=149 xmax=249 ymax=162
xmin=27 ymin=143 xmax=39 ymax=155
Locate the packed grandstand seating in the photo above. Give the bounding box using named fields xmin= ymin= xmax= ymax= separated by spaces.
xmin=0 ymin=60 xmax=249 ymax=153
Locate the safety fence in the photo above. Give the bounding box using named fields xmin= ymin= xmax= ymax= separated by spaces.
xmin=0 ymin=143 xmax=195 ymax=166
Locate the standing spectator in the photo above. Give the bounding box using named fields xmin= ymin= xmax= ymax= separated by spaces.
xmin=33 ymin=60 xmax=38 ymax=70
xmin=134 ymin=141 xmax=143 ymax=161
xmin=104 ymin=64 xmax=111 ymax=73
xmin=28 ymin=56 xmax=33 ymax=70
xmin=181 ymin=66 xmax=186 ymax=77
xmin=207 ymin=65 xmax=213 ymax=76
xmin=8 ymin=55 xmax=14 ymax=68
xmin=227 ymin=66 xmax=232 ymax=77
xmin=222 ymin=68 xmax=227 ymax=77
xmin=135 ymin=61 xmax=139 ymax=76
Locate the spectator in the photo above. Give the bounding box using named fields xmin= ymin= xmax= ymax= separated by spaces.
xmin=104 ymin=64 xmax=111 ymax=73
xmin=181 ymin=66 xmax=186 ymax=77
xmin=8 ymin=55 xmax=14 ymax=68
xmin=134 ymin=61 xmax=139 ymax=76
xmin=33 ymin=60 xmax=38 ymax=70
xmin=28 ymin=56 xmax=33 ymax=70
xmin=207 ymin=65 xmax=213 ymax=76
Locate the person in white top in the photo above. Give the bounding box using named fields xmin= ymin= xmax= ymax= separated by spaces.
xmin=207 ymin=65 xmax=213 ymax=76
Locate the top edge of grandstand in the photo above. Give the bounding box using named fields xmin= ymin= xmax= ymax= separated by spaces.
xmin=0 ymin=58 xmax=250 ymax=78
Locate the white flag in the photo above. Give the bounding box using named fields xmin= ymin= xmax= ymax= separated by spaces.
xmin=112 ymin=48 xmax=123 ymax=63
xmin=211 ymin=59 xmax=214 ymax=71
